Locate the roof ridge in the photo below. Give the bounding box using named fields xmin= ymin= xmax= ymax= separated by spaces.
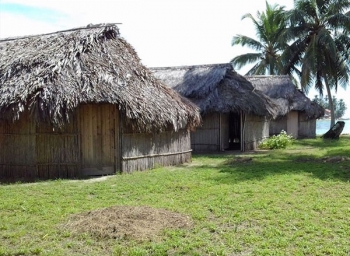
xmin=245 ymin=75 xmax=290 ymax=78
xmin=0 ymin=23 xmax=122 ymax=42
xmin=150 ymin=63 xmax=233 ymax=70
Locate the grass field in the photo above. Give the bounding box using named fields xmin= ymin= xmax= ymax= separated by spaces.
xmin=1 ymin=136 xmax=350 ymax=255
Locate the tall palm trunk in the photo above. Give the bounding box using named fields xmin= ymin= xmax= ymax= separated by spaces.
xmin=324 ymin=76 xmax=335 ymax=127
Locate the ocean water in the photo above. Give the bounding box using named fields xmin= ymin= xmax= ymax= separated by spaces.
xmin=316 ymin=119 xmax=350 ymax=135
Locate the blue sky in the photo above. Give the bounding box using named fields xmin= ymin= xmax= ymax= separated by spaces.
xmin=1 ymin=2 xmax=64 ymax=22
xmin=0 ymin=0 xmax=349 ymax=117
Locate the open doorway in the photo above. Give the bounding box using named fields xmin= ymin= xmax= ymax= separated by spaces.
xmin=228 ymin=112 xmax=241 ymax=150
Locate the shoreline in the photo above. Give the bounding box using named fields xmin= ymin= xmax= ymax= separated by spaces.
xmin=316 ymin=119 xmax=350 ymax=135
xmin=318 ymin=118 xmax=350 ymax=121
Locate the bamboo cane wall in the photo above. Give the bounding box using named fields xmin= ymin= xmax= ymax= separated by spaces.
xmin=298 ymin=112 xmax=316 ymax=138
xmin=244 ymin=114 xmax=269 ymax=150
xmin=0 ymin=111 xmax=80 ymax=180
xmin=0 ymin=113 xmax=37 ymax=180
xmin=0 ymin=103 xmax=193 ymax=181
xmin=269 ymin=116 xmax=287 ymax=136
xmin=190 ymin=113 xmax=220 ymax=152
xmin=0 ymin=104 xmax=118 ymax=181
xmin=35 ymin=116 xmax=80 ymax=179
xmin=121 ymin=128 xmax=191 ymax=173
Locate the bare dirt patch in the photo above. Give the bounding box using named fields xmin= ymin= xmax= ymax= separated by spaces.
xmin=63 ymin=206 xmax=193 ymax=241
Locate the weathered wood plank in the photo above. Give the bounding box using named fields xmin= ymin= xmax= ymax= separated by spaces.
xmin=79 ymin=104 xmax=115 ymax=176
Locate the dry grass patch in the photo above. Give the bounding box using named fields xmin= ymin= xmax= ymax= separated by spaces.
xmin=62 ymin=206 xmax=193 ymax=241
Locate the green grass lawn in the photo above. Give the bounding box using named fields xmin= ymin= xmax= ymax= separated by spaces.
xmin=1 ymin=136 xmax=350 ymax=256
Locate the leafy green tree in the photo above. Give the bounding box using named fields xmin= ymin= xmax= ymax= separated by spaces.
xmin=282 ymin=0 xmax=350 ymax=127
xmin=313 ymin=95 xmax=347 ymax=119
xmin=231 ymin=1 xmax=288 ymax=75
xmin=336 ymin=99 xmax=347 ymax=119
xmin=312 ymin=95 xmax=328 ymax=108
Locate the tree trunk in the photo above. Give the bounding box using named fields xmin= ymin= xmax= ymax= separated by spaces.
xmin=322 ymin=121 xmax=345 ymax=139
xmin=324 ymin=76 xmax=335 ymax=128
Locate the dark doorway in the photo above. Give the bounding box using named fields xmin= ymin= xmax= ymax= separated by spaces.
xmin=228 ymin=113 xmax=241 ymax=150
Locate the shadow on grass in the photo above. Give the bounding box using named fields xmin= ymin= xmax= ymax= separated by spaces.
xmin=296 ymin=135 xmax=350 ymax=148
xmin=217 ymin=157 xmax=350 ymax=183
xmin=193 ymin=136 xmax=350 ymax=183
xmin=192 ymin=151 xmax=241 ymax=159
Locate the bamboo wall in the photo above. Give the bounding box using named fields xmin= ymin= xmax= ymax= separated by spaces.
xmin=35 ymin=116 xmax=80 ymax=179
xmin=0 ymin=104 xmax=118 ymax=181
xmin=244 ymin=114 xmax=269 ymax=150
xmin=121 ymin=128 xmax=191 ymax=173
xmin=191 ymin=113 xmax=220 ymax=152
xmin=0 ymin=103 xmax=194 ymax=181
xmin=0 ymin=112 xmax=80 ymax=180
xmin=269 ymin=116 xmax=287 ymax=136
xmin=0 ymin=113 xmax=37 ymax=180
xmin=270 ymin=111 xmax=316 ymax=139
xmin=298 ymin=112 xmax=316 ymax=138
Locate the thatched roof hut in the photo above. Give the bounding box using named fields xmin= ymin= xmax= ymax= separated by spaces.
xmin=0 ymin=24 xmax=201 ymax=181
xmin=0 ymin=24 xmax=200 ymax=132
xmin=246 ymin=75 xmax=324 ymax=138
xmin=151 ymin=63 xmax=279 ymax=151
xmin=151 ymin=63 xmax=279 ymax=118
xmin=246 ymin=75 xmax=324 ymax=119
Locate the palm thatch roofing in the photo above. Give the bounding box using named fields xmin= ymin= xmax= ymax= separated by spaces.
xmin=151 ymin=63 xmax=280 ymax=118
xmin=245 ymin=75 xmax=325 ymax=119
xmin=0 ymin=24 xmax=200 ymax=132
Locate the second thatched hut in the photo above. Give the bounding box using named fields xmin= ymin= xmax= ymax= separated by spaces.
xmin=151 ymin=63 xmax=280 ymax=152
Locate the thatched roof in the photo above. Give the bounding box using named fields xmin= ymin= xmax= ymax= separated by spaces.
xmin=151 ymin=63 xmax=280 ymax=118
xmin=0 ymin=24 xmax=200 ymax=132
xmin=246 ymin=75 xmax=325 ymax=119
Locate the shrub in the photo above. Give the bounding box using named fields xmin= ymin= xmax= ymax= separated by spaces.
xmin=259 ymin=130 xmax=294 ymax=149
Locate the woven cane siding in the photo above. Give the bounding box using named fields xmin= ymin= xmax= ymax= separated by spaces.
xmin=191 ymin=113 xmax=220 ymax=152
xmin=35 ymin=116 xmax=79 ymax=179
xmin=0 ymin=113 xmax=36 ymax=179
xmin=269 ymin=116 xmax=287 ymax=136
xmin=0 ymin=112 xmax=80 ymax=180
xmin=0 ymin=104 xmax=120 ymax=180
xmin=270 ymin=112 xmax=316 ymax=139
xmin=121 ymin=129 xmax=191 ymax=173
xmin=79 ymin=104 xmax=119 ymax=176
xmin=298 ymin=112 xmax=316 ymax=138
xmin=244 ymin=114 xmax=269 ymax=150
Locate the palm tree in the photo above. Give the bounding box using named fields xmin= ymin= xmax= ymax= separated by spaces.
xmin=231 ymin=1 xmax=288 ymax=75
xmin=282 ymin=0 xmax=350 ymax=127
